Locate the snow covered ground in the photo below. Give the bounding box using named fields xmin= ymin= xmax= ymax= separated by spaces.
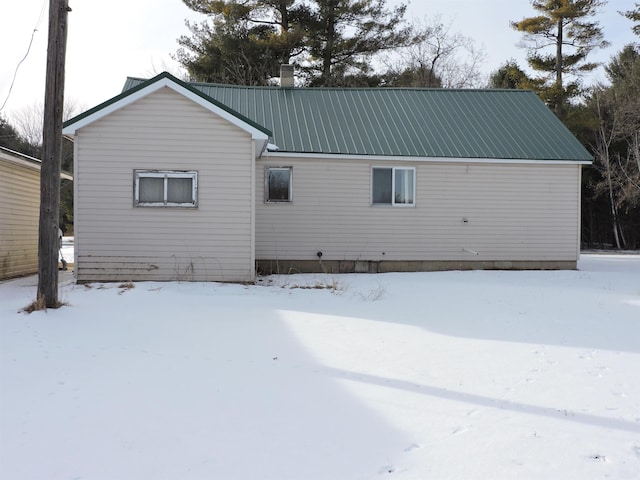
xmin=1 ymin=254 xmax=639 ymax=480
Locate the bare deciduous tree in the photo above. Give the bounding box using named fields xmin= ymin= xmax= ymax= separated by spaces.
xmin=9 ymin=98 xmax=83 ymax=148
xmin=587 ymin=45 xmax=640 ymax=249
xmin=383 ymin=16 xmax=486 ymax=88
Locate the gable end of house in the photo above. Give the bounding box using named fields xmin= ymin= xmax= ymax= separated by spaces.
xmin=63 ymin=72 xmax=272 ymax=156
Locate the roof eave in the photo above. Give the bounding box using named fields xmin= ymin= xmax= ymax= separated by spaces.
xmin=0 ymin=147 xmax=74 ymax=179
xmin=263 ymin=151 xmax=593 ymax=164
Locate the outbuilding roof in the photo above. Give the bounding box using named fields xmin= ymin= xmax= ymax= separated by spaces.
xmin=86 ymin=72 xmax=592 ymax=162
xmin=0 ymin=146 xmax=73 ymax=180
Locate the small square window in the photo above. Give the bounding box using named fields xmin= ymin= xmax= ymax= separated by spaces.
xmin=372 ymin=167 xmax=415 ymax=206
xmin=266 ymin=167 xmax=292 ymax=202
xmin=134 ymin=170 xmax=198 ymax=207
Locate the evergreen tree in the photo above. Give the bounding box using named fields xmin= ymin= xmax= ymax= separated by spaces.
xmin=177 ymin=0 xmax=411 ymax=87
xmin=0 ymin=115 xmax=37 ymax=156
xmin=488 ymin=60 xmax=534 ymax=89
xmin=177 ymin=18 xmax=280 ymax=85
xmin=621 ymin=3 xmax=640 ymax=36
xmin=306 ymin=0 xmax=411 ymax=86
xmin=177 ymin=0 xmax=311 ymax=85
xmin=511 ymin=0 xmax=609 ymax=118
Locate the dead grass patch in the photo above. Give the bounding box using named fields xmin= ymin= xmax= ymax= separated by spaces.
xmin=283 ymin=278 xmax=342 ymax=293
xmin=21 ymin=295 xmax=66 ymax=313
xmin=118 ymin=282 xmax=135 ymax=294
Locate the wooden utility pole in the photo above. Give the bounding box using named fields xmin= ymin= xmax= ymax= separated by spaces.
xmin=37 ymin=0 xmax=70 ymax=308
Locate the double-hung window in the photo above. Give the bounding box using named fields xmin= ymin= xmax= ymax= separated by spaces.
xmin=371 ymin=167 xmax=415 ymax=206
xmin=265 ymin=166 xmax=292 ymax=202
xmin=134 ymin=170 xmax=198 ymax=207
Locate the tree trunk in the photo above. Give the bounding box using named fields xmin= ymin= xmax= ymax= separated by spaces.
xmin=277 ymin=0 xmax=291 ymax=65
xmin=607 ymin=171 xmax=623 ymax=249
xmin=37 ymin=0 xmax=69 ymax=308
xmin=555 ymin=15 xmax=563 ymax=118
xmin=600 ymin=128 xmax=623 ymax=250
xmin=634 ymin=132 xmax=640 ymax=172
xmin=322 ymin=1 xmax=336 ymax=86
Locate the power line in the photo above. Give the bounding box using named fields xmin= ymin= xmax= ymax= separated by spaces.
xmin=0 ymin=0 xmax=48 ymax=113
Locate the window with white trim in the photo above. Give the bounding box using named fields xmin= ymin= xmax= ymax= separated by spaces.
xmin=134 ymin=170 xmax=198 ymax=207
xmin=371 ymin=167 xmax=415 ymax=206
xmin=265 ymin=166 xmax=292 ymax=202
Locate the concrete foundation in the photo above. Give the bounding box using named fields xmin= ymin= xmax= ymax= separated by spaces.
xmin=256 ymin=259 xmax=577 ymax=275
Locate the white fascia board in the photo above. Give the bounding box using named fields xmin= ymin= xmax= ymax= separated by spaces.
xmin=62 ymin=77 xmax=269 ymax=146
xmin=263 ymin=151 xmax=592 ymax=165
xmin=0 ymin=147 xmax=41 ymax=168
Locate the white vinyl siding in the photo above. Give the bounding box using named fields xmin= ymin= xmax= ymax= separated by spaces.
xmin=256 ymin=157 xmax=581 ymax=263
xmin=74 ymin=87 xmax=254 ymax=282
xmin=0 ymin=159 xmax=40 ymax=279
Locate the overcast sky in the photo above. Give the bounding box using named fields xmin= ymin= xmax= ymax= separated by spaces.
xmin=1 ymin=0 xmax=636 ymax=119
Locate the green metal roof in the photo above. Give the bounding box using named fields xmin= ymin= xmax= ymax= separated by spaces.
xmin=121 ymin=75 xmax=592 ymax=161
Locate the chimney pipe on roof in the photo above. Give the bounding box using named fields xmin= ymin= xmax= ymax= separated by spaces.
xmin=280 ymin=64 xmax=294 ymax=88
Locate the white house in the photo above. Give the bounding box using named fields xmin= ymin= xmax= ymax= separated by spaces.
xmin=62 ymin=71 xmax=592 ymax=282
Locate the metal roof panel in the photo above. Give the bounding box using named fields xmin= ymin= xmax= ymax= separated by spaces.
xmin=119 ymin=77 xmax=592 ymax=161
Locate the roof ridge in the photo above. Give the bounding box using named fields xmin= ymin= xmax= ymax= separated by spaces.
xmin=192 ymin=82 xmax=531 ymax=94
xmin=126 ymin=76 xmax=531 ymax=94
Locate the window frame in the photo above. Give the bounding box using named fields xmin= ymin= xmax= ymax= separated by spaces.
xmin=371 ymin=166 xmax=416 ymax=207
xmin=134 ymin=170 xmax=198 ymax=208
xmin=264 ymin=166 xmax=293 ymax=203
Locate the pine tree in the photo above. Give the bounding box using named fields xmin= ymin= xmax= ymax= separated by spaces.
xmin=176 ymin=17 xmax=280 ymax=85
xmin=0 ymin=115 xmax=36 ymax=156
xmin=177 ymin=0 xmax=411 ymax=87
xmin=306 ymin=0 xmax=410 ymax=86
xmin=488 ymin=60 xmax=535 ymax=89
xmin=511 ymin=0 xmax=609 ymax=118
xmin=177 ymin=0 xmax=311 ymax=85
xmin=621 ymin=3 xmax=640 ymax=36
